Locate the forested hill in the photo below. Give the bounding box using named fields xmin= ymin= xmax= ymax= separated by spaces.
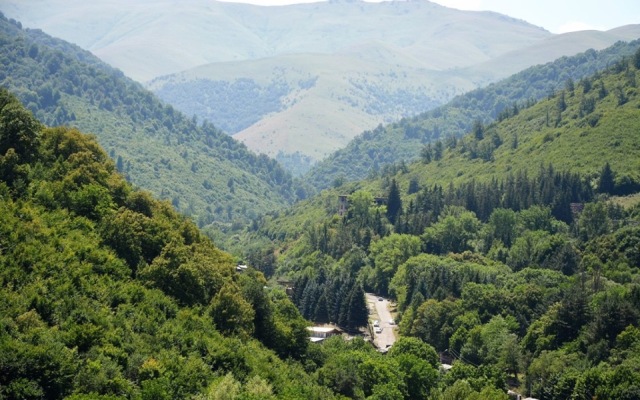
xmin=0 ymin=88 xmax=339 ymax=398
xmin=305 ymin=39 xmax=640 ymax=191
xmin=264 ymin=48 xmax=640 ymax=243
xmin=0 ymin=13 xmax=300 ymax=230
xmin=235 ymin=51 xmax=640 ymax=399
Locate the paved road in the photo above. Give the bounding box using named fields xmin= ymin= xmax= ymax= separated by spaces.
xmin=366 ymin=293 xmax=396 ymax=350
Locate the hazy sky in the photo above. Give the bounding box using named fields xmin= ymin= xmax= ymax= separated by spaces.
xmin=218 ymin=0 xmax=640 ymax=34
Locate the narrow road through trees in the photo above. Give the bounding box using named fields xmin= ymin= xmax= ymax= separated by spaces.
xmin=366 ymin=293 xmax=396 ymax=350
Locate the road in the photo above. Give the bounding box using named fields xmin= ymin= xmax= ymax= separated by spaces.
xmin=366 ymin=293 xmax=396 ymax=350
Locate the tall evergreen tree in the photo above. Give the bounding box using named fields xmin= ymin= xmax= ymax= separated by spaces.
xmin=386 ymin=179 xmax=402 ymax=225
xmin=346 ymin=285 xmax=369 ymax=331
xmin=314 ymin=294 xmax=330 ymax=324
xmin=473 ymin=119 xmax=484 ymax=140
xmin=598 ymin=162 xmax=615 ymax=195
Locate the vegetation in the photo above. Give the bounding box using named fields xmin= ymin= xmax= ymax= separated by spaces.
xmin=3 ymin=10 xmax=640 ymax=400
xmin=152 ymin=77 xmax=292 ymax=135
xmin=237 ymin=51 xmax=640 ymax=398
xmin=0 ymin=88 xmax=328 ymax=399
xmin=305 ymin=39 xmax=640 ymax=190
xmin=0 ymin=13 xmax=302 ymax=231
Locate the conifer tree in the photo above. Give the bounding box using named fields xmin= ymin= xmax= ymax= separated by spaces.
xmin=346 ymin=285 xmax=368 ymax=330
xmin=598 ymin=162 xmax=615 ymax=195
xmin=386 ymin=179 xmax=402 ymax=225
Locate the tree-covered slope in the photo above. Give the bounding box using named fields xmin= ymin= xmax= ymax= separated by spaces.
xmin=305 ymin=39 xmax=640 ymax=191
xmin=232 ymin=53 xmax=640 ymax=400
xmin=150 ymin=27 xmax=640 ymax=172
xmin=149 ymin=53 xmax=448 ymax=171
xmin=385 ymin=50 xmax=640 ymax=196
xmin=0 ymin=14 xmax=299 ymax=229
xmin=0 ymin=87 xmax=340 ymax=399
xmin=240 ymin=48 xmax=640 ymax=268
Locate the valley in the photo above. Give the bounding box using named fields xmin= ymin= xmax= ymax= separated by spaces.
xmin=1 ymin=2 xmax=640 ymax=399
xmin=6 ymin=1 xmax=640 ymax=172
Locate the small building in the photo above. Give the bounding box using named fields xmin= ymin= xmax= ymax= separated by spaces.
xmin=307 ymin=326 xmax=341 ymax=343
xmin=440 ymin=364 xmax=453 ymax=373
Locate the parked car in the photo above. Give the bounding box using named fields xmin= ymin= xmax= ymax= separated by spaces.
xmin=389 ymin=319 xmax=395 ymax=325
xmin=377 ymin=297 xmax=383 ymax=301
xmin=374 ymin=327 xmax=382 ymax=334
xmin=373 ymin=320 xmax=380 ymax=327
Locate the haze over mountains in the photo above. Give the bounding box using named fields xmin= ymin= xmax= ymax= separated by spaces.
xmin=3 ymin=1 xmax=640 ymax=397
xmin=1 ymin=0 xmax=551 ymax=81
xmin=6 ymin=0 xmax=639 ymax=173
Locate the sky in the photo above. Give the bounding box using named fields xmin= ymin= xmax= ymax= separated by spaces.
xmin=217 ymin=0 xmax=640 ymax=34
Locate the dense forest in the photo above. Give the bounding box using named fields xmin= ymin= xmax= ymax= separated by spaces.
xmin=0 ymin=13 xmax=304 ymax=232
xmin=0 ymin=88 xmax=334 ymax=398
xmin=152 ymin=77 xmax=292 ymax=135
xmin=238 ymin=50 xmax=640 ymax=399
xmin=305 ymin=39 xmax=640 ymax=191
xmin=3 ymin=9 xmax=640 ymax=399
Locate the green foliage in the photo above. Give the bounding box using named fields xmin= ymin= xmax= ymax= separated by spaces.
xmin=209 ymin=282 xmax=256 ymax=339
xmin=422 ymin=207 xmax=481 ymax=254
xmin=306 ymin=40 xmax=640 ymax=190
xmin=386 ymin=178 xmax=402 ymax=225
xmin=223 ymin=38 xmax=640 ymax=400
xmin=154 ymin=78 xmax=291 ymax=135
xmin=0 ymin=89 xmax=337 ymax=399
xmin=388 ymin=337 xmax=439 ymax=368
xmin=369 ymin=234 xmax=421 ymax=295
xmin=0 ymin=13 xmax=300 ymax=229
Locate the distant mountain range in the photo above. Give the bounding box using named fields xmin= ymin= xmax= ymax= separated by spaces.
xmin=1 ymin=0 xmax=550 ymax=81
xmin=2 ymin=1 xmax=639 ymax=173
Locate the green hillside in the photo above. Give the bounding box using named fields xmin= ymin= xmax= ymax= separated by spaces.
xmin=6 ymin=1 xmax=639 ymax=174
xmin=150 ymin=28 xmax=640 ymax=172
xmin=383 ymin=52 xmax=640 ymax=195
xmin=0 ymin=88 xmax=338 ymax=399
xmin=0 ymin=14 xmax=300 ymax=229
xmin=233 ymin=52 xmax=640 ymax=399
xmin=3 ymin=21 xmax=640 ymax=400
xmin=149 ymin=53 xmax=447 ymax=169
xmin=306 ymin=39 xmax=640 ymax=190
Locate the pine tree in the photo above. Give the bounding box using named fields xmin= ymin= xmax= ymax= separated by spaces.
xmin=116 ymin=155 xmax=124 ymax=172
xmin=433 ymin=141 xmax=444 ymax=161
xmin=314 ymin=294 xmax=330 ymax=324
xmin=473 ymin=119 xmax=484 ymax=140
xmin=386 ymin=179 xmax=402 ymax=225
xmin=598 ymin=162 xmax=615 ymax=194
xmin=346 ymin=285 xmax=368 ymax=330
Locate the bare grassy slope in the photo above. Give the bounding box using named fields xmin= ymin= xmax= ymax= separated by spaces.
xmin=2 ymin=0 xmax=550 ymax=81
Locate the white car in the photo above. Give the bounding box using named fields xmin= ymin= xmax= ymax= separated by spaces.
xmin=374 ymin=327 xmax=382 ymax=334
xmin=389 ymin=319 xmax=395 ymax=325
xmin=373 ymin=320 xmax=380 ymax=327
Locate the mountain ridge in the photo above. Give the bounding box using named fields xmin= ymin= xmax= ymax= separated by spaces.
xmin=0 ymin=13 xmax=299 ymax=230
xmin=1 ymin=0 xmax=550 ymax=81
xmin=149 ymin=25 xmax=640 ymax=167
xmin=303 ymin=37 xmax=640 ymax=190
xmin=6 ymin=0 xmax=637 ymax=172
